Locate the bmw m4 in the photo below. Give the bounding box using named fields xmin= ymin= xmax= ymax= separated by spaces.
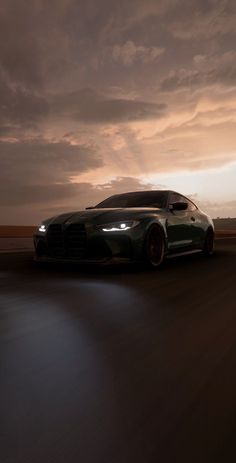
xmin=34 ymin=190 xmax=214 ymax=268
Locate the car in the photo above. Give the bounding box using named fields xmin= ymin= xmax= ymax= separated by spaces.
xmin=34 ymin=190 xmax=215 ymax=268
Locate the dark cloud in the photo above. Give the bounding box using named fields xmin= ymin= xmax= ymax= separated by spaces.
xmin=53 ymin=88 xmax=167 ymax=123
xmin=0 ymin=1 xmax=43 ymax=87
xmin=1 ymin=0 xmax=235 ymax=92
xmin=0 ymin=126 xmax=13 ymax=136
xmin=0 ymin=138 xmax=103 ymax=206
xmin=160 ymin=51 xmax=236 ymax=91
xmin=0 ymin=173 xmax=160 ymax=209
xmin=0 ymin=138 xmax=102 ymax=183
xmin=0 ymin=75 xmax=48 ymax=128
xmin=166 ymin=0 xmax=236 ymax=40
xmin=160 ymin=70 xmax=201 ymax=92
xmin=0 ymin=182 xmax=80 ymax=206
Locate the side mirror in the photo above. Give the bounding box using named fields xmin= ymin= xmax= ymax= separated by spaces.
xmin=170 ymin=201 xmax=188 ymax=211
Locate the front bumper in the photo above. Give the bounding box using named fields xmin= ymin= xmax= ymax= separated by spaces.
xmin=34 ymin=224 xmax=145 ymax=264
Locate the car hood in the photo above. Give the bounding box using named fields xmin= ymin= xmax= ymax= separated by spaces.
xmin=49 ymin=207 xmax=164 ymax=225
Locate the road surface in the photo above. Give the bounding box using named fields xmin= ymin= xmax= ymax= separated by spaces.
xmin=1 ymin=238 xmax=236 ymax=462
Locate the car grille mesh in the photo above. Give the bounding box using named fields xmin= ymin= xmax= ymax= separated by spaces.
xmin=47 ymin=223 xmax=87 ymax=259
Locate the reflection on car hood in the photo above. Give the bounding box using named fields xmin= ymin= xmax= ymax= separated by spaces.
xmin=49 ymin=207 xmax=164 ymax=225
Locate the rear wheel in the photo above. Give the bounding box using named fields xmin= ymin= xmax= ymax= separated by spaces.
xmin=144 ymin=225 xmax=165 ymax=268
xmin=203 ymin=228 xmax=214 ymax=256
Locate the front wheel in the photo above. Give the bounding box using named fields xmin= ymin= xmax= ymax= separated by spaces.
xmin=144 ymin=225 xmax=165 ymax=269
xmin=203 ymin=228 xmax=215 ymax=256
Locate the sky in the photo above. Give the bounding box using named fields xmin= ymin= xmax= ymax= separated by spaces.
xmin=0 ymin=0 xmax=236 ymax=224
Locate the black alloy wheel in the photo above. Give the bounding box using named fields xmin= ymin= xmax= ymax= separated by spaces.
xmin=203 ymin=228 xmax=215 ymax=256
xmin=144 ymin=225 xmax=165 ymax=268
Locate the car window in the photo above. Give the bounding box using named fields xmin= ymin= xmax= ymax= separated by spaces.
xmin=169 ymin=193 xmax=182 ymax=205
xmin=95 ymin=191 xmax=168 ymax=209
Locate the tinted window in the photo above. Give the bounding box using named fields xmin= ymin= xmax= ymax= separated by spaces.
xmin=95 ymin=191 xmax=168 ymax=209
xmin=169 ymin=192 xmax=182 ymax=205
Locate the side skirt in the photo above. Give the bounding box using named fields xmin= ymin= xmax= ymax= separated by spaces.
xmin=167 ymin=249 xmax=203 ymax=259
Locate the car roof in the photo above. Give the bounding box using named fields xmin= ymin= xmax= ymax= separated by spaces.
xmin=106 ymin=190 xmax=176 ymax=197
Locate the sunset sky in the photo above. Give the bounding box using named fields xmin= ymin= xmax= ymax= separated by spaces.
xmin=1 ymin=0 xmax=236 ymax=224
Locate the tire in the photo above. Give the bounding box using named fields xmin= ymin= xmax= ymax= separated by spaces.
xmin=203 ymin=228 xmax=215 ymax=256
xmin=144 ymin=225 xmax=166 ymax=269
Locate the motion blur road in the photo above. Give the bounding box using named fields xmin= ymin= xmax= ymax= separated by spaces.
xmin=1 ymin=238 xmax=236 ymax=463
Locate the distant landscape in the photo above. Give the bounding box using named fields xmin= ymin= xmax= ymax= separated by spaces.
xmin=213 ymin=218 xmax=236 ymax=231
xmin=0 ymin=226 xmax=36 ymax=238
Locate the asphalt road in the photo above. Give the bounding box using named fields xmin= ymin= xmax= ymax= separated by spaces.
xmin=1 ymin=238 xmax=236 ymax=463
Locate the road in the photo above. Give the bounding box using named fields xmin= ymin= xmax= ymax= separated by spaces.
xmin=1 ymin=238 xmax=236 ymax=463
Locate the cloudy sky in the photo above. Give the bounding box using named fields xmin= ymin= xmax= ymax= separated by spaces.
xmin=1 ymin=0 xmax=236 ymax=224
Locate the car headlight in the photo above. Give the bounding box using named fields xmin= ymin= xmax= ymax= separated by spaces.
xmin=38 ymin=224 xmax=47 ymax=233
xmin=97 ymin=220 xmax=139 ymax=232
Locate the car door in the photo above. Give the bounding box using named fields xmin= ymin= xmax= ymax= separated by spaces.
xmin=185 ymin=198 xmax=204 ymax=248
xmin=166 ymin=192 xmax=194 ymax=252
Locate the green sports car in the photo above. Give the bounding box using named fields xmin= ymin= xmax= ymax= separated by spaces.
xmin=34 ymin=190 xmax=215 ymax=268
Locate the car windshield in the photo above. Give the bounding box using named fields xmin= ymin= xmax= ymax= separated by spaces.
xmin=94 ymin=191 xmax=168 ymax=209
